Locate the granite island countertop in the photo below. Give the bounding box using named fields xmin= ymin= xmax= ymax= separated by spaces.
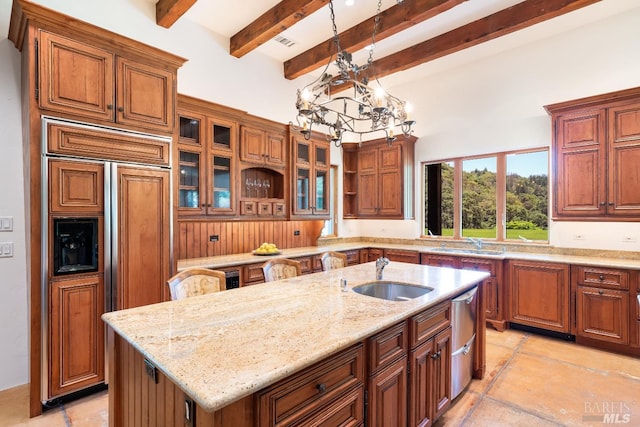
xmin=102 ymin=262 xmax=489 ymax=413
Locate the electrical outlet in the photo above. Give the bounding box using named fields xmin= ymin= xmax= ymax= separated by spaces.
xmin=573 ymin=234 xmax=585 ymax=240
xmin=293 ymin=230 xmax=300 ymax=236
xmin=621 ymin=236 xmax=637 ymax=243
xmin=209 ymin=235 xmax=219 ymax=242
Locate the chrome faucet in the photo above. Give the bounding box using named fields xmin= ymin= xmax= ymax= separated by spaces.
xmin=376 ymin=257 xmax=390 ymax=280
xmin=467 ymin=237 xmax=483 ymax=250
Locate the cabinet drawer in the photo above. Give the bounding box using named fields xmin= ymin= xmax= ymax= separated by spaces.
xmin=384 ymin=249 xmax=420 ymax=264
xmin=368 ymin=321 xmax=408 ymax=373
xmin=343 ymin=250 xmax=360 ymax=266
xmin=422 ymin=254 xmax=459 ymax=268
xmin=240 ymin=201 xmax=257 ymax=216
xmin=576 ymin=286 xmax=629 ymax=344
xmin=574 ymin=266 xmax=629 ymax=290
xmin=460 ymin=258 xmax=496 ymax=276
xmin=409 ymin=301 xmax=451 ymax=348
xmin=243 ymin=263 xmax=264 ymax=285
xmin=256 ymin=344 xmax=364 ymax=427
xmin=258 ymin=202 xmax=273 ymax=216
xmin=294 ymin=256 xmax=313 ymax=274
xmin=297 ymin=386 xmax=364 ymax=427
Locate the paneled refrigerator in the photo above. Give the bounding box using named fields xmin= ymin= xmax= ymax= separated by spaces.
xmin=41 ymin=117 xmax=172 ymax=403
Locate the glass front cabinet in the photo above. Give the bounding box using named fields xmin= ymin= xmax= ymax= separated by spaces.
xmin=292 ymin=134 xmax=330 ymax=218
xmin=177 ymin=109 xmax=238 ymax=217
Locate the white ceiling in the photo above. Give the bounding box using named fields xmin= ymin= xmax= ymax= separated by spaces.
xmin=175 ymin=0 xmax=639 ymax=85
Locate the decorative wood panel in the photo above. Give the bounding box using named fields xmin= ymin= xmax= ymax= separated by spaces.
xmin=47 ymin=121 xmax=170 ymax=166
xmin=117 ymin=166 xmax=171 ymax=309
xmin=176 ymin=220 xmax=325 ymax=260
xmin=49 ymin=159 xmax=104 ymax=213
xmin=49 ymin=275 xmax=104 ymax=398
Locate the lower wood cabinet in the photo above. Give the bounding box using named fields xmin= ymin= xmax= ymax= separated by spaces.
xmin=256 ymin=344 xmax=364 ymax=427
xmin=507 ymin=260 xmax=570 ymax=333
xmin=49 ymin=275 xmax=104 ymax=398
xmin=384 ymin=249 xmax=420 ymax=264
xmin=573 ymin=265 xmax=630 ymax=345
xmin=633 ymin=281 xmax=640 ymax=348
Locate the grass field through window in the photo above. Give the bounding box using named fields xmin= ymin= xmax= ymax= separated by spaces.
xmin=439 ymin=229 xmax=548 ymax=241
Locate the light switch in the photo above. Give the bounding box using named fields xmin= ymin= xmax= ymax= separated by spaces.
xmin=0 ymin=216 xmax=12 ymax=231
xmin=0 ymin=242 xmax=13 ymax=257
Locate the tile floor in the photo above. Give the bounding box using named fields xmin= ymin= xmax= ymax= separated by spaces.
xmin=1 ymin=328 xmax=639 ymax=426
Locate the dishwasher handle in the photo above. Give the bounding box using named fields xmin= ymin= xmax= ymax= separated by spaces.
xmin=453 ymin=286 xmax=478 ymax=305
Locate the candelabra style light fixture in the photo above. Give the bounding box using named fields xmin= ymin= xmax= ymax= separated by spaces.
xmin=292 ymin=0 xmax=415 ymax=147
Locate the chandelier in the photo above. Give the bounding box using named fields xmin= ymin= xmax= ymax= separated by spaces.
xmin=292 ymin=0 xmax=415 ymax=147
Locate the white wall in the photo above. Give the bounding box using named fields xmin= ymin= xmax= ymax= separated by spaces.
xmin=345 ymin=4 xmax=640 ymax=251
xmin=1 ymin=0 xmax=640 ymax=391
xmin=0 ymin=5 xmax=28 ymax=390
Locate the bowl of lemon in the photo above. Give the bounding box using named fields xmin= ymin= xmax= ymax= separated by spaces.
xmin=252 ymin=242 xmax=280 ymax=256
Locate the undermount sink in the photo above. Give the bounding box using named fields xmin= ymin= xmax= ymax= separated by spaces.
xmin=352 ymin=281 xmax=433 ymax=301
xmin=431 ymin=247 xmax=504 ymax=256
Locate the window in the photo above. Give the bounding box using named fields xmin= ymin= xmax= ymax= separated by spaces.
xmin=321 ymin=165 xmax=338 ymax=237
xmin=423 ymin=149 xmax=548 ymax=242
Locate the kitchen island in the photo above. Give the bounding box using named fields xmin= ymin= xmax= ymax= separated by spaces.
xmin=102 ymin=262 xmax=489 ymax=426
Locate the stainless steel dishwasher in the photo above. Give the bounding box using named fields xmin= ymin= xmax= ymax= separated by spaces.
xmin=451 ymin=285 xmax=478 ymax=399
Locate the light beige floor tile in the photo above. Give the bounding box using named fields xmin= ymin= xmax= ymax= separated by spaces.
xmin=520 ymin=334 xmax=640 ymax=380
xmin=468 ymin=341 xmax=514 ymax=394
xmin=434 ymin=390 xmax=481 ymax=426
xmin=63 ymin=390 xmax=108 ymax=427
xmin=0 ymin=385 xmax=66 ymax=427
xmin=485 ymin=328 xmax=527 ymax=350
xmin=463 ymin=397 xmax=563 ymax=427
xmin=488 ymin=352 xmax=640 ymax=426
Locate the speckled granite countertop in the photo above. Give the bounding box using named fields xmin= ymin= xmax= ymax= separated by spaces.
xmin=178 ymin=241 xmax=640 ymax=271
xmin=102 ymin=262 xmax=488 ymax=413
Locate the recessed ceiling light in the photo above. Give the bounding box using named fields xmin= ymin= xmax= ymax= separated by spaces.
xmin=345 ymin=0 xmax=355 ymax=6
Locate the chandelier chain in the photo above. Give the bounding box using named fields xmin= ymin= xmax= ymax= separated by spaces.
xmin=368 ymin=0 xmax=383 ymax=66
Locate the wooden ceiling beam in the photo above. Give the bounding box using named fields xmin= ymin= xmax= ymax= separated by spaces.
xmin=230 ymin=0 xmax=329 ymax=58
xmin=156 ymin=0 xmax=197 ymax=28
xmin=354 ymin=0 xmax=601 ymax=84
xmin=284 ymin=0 xmax=466 ymax=80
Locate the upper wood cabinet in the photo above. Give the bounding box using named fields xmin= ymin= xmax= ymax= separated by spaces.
xmin=291 ymin=131 xmax=330 ymax=218
xmin=343 ymin=135 xmax=416 ymax=219
xmin=176 ymin=96 xmax=243 ymax=218
xmin=545 ymin=87 xmax=640 ymax=220
xmin=240 ymin=123 xmax=286 ymax=169
xmin=38 ymin=30 xmax=179 ymax=134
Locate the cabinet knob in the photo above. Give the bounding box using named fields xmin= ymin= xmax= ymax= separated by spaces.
xmin=117 ymin=106 xmax=124 ymax=112
xmin=599 ymin=275 xmax=605 ymax=281
xmin=608 ymin=202 xmax=614 ymax=206
xmin=431 ymin=351 xmax=441 ymax=360
xmin=599 ymin=202 xmax=606 ymax=206
xmin=598 ymin=289 xmax=604 ymax=295
xmin=107 ymin=104 xmax=113 ymax=110
xmin=316 ymin=383 xmax=326 ymax=393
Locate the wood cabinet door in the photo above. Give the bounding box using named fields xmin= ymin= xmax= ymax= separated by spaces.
xmin=49 ymin=275 xmax=105 ymax=398
xmin=409 ymin=338 xmax=434 ymax=427
xmin=265 ymin=132 xmax=286 ymax=168
xmin=115 ymin=166 xmax=170 ymax=309
xmin=240 ymin=126 xmax=266 ymax=164
xmin=116 ymin=57 xmax=174 ymax=132
xmin=39 ymin=30 xmax=114 ymax=122
xmin=432 ymin=328 xmax=452 ymax=421
xmin=508 ymin=261 xmax=570 ymax=333
xmin=368 ymin=357 xmax=407 ymax=427
xmin=554 ymin=110 xmax=606 ymax=217
xmin=607 ymin=102 xmax=640 ymax=216
xmin=576 ymin=287 xmax=629 ymax=344
xmin=49 ymin=159 xmax=104 ymax=213
xmin=378 ymin=145 xmax=403 ymax=217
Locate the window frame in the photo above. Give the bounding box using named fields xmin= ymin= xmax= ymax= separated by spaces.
xmin=421 ymin=147 xmax=549 ymax=243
